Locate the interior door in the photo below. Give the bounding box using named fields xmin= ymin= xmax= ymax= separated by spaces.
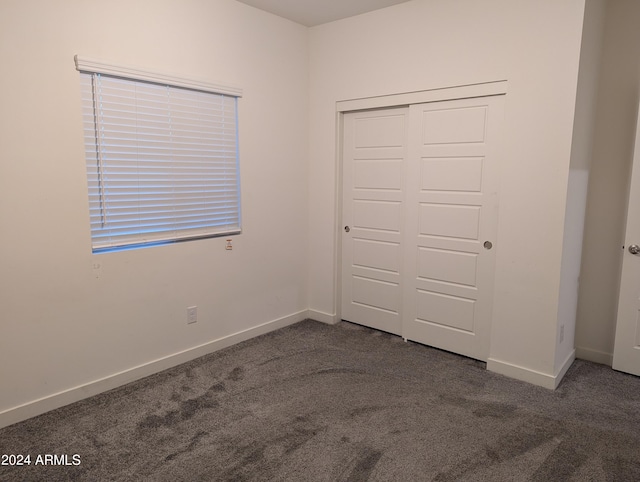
xmin=613 ymin=104 xmax=640 ymax=376
xmin=402 ymin=96 xmax=504 ymax=361
xmin=341 ymin=107 xmax=409 ymax=335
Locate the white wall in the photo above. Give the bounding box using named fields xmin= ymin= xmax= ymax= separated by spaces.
xmin=308 ymin=0 xmax=586 ymax=385
xmin=556 ymin=0 xmax=606 ymax=375
xmin=0 ymin=0 xmax=309 ymax=427
xmin=576 ymin=0 xmax=640 ymax=365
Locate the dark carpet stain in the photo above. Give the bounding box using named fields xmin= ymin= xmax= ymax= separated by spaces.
xmin=530 ymin=438 xmax=589 ymax=482
xmin=164 ymin=431 xmax=209 ymax=462
xmin=277 ymin=415 xmax=323 ymax=455
xmin=137 ymin=393 xmax=219 ymax=430
xmin=209 ymin=382 xmax=226 ymax=392
xmin=290 ymin=367 xmax=368 ymax=383
xmin=437 ymin=394 xmax=517 ymax=419
xmin=310 ymin=367 xmax=367 ymax=377
xmin=472 ymin=401 xmax=518 ymax=418
xmin=189 ymin=430 xmax=208 ymax=447
xmin=437 ymin=394 xmax=471 ymax=408
xmin=602 ymin=455 xmax=640 ymax=481
xmin=220 ymin=442 xmax=268 ymax=481
xmin=219 ymin=416 xmax=324 ymax=481
xmin=242 ymin=445 xmax=265 ymax=464
xmin=87 ymin=433 xmax=106 ymax=449
xmin=138 ymin=409 xmax=181 ymax=429
xmin=436 ymin=418 xmax=562 ymax=481
xmin=485 ymin=419 xmax=562 ymax=463
xmin=346 ymin=448 xmax=383 ymax=482
xmin=256 ymin=353 xmax=292 ymax=367
xmin=282 ymin=426 xmax=319 ymax=455
xmin=350 ymin=406 xmax=385 ymax=418
xmin=227 ymin=367 xmax=245 ymax=381
xmin=180 ymin=396 xmax=218 ymax=420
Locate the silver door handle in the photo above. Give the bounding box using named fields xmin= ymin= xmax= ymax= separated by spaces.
xmin=344 ymin=226 xmax=351 ymax=233
xmin=629 ymin=244 xmax=640 ymax=255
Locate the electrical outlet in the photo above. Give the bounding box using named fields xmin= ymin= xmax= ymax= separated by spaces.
xmin=187 ymin=306 xmax=197 ymax=324
xmin=559 ymin=324 xmax=565 ymax=344
xmin=226 ymin=239 xmax=233 ymax=250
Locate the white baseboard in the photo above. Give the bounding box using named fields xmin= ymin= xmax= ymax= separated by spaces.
xmin=0 ymin=310 xmax=307 ymax=430
xmin=554 ymin=350 xmax=576 ymax=387
xmin=307 ymin=309 xmax=339 ymax=325
xmin=575 ymin=346 xmax=613 ymax=366
xmin=487 ymin=349 xmax=576 ymax=390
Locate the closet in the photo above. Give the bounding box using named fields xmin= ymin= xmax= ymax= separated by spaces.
xmin=341 ymin=92 xmax=505 ymax=361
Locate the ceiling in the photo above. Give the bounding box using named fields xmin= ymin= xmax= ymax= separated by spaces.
xmin=236 ymin=0 xmax=412 ymax=27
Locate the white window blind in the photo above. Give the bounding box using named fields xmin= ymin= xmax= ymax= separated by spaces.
xmin=77 ymin=57 xmax=242 ymax=252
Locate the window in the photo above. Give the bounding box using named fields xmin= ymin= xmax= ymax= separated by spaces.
xmin=76 ymin=56 xmax=242 ymax=252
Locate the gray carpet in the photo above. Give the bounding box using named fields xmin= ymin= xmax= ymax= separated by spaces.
xmin=1 ymin=319 xmax=640 ymax=481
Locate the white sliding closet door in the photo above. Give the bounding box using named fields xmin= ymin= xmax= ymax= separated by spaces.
xmin=402 ymin=96 xmax=504 ymax=361
xmin=341 ymin=94 xmax=504 ymax=361
xmin=341 ymin=107 xmax=409 ymax=335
